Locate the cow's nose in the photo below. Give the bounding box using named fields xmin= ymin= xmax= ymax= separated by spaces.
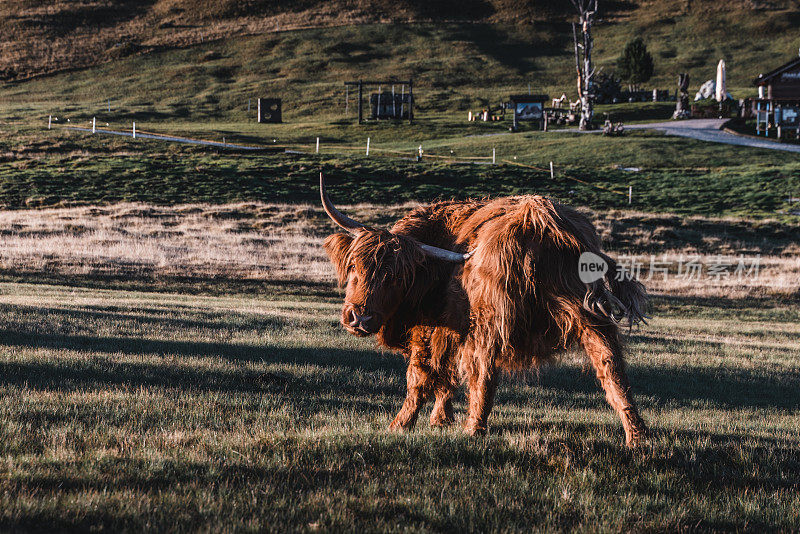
xmin=347 ymin=309 xmax=373 ymax=329
xmin=343 ymin=305 xmax=376 ymax=333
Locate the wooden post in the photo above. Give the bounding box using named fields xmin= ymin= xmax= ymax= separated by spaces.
xmin=366 ymin=137 xmax=370 ymax=156
xmin=512 ymin=102 xmax=518 ymax=131
xmin=392 ymin=84 xmax=396 ymax=119
xmin=628 ymin=186 xmax=632 ymax=205
xmin=377 ymin=85 xmax=381 ymax=120
xmin=408 ymin=79 xmax=414 ymax=125
xmin=358 ymin=81 xmax=363 ymax=125
xmin=401 ymin=85 xmax=405 ymax=119
xmin=492 ymin=148 xmax=496 ymax=164
xmin=345 ymin=85 xmax=349 ymax=117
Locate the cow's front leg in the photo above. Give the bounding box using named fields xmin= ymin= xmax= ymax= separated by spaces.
xmin=429 ymin=380 xmax=455 ymax=427
xmin=463 ymin=357 xmax=498 ymax=436
xmin=389 ymin=360 xmax=434 ymax=431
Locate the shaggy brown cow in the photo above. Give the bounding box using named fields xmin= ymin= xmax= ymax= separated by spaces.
xmin=320 ymin=173 xmax=648 ymax=447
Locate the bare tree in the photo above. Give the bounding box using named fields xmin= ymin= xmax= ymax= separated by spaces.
xmin=571 ymin=0 xmax=598 ymax=130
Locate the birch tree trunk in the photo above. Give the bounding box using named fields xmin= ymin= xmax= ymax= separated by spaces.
xmin=571 ymin=0 xmax=598 ymax=130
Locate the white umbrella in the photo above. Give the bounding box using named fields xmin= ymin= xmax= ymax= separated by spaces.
xmin=715 ymin=59 xmax=726 ymax=102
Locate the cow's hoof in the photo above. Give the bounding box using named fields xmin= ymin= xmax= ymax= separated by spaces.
xmin=388 ymin=420 xmax=413 ymax=433
xmin=463 ymin=423 xmax=488 ymax=436
xmin=429 ymin=416 xmax=455 ymax=428
xmin=625 ymin=428 xmax=649 ymax=448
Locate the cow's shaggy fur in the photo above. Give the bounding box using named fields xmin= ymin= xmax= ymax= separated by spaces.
xmin=324 ymin=195 xmax=648 ymax=446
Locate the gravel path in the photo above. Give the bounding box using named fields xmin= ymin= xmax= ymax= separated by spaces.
xmin=625 ymin=119 xmax=800 ymax=154
xmin=67 ymin=126 xmax=264 ymax=150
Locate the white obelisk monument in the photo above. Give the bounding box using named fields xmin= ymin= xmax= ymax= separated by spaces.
xmin=715 ymin=59 xmax=726 ymax=102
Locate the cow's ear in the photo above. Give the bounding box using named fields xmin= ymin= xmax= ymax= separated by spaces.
xmin=324 ymin=233 xmax=354 ymax=286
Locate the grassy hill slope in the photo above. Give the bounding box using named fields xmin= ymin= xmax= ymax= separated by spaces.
xmin=2 ymin=0 xmax=799 ymax=93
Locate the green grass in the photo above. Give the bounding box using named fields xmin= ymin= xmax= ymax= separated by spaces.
xmin=2 ymin=124 xmax=799 ymax=219
xmin=0 ymin=281 xmax=798 ymax=531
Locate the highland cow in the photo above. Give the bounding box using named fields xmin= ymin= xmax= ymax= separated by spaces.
xmin=320 ymin=173 xmax=648 ymax=446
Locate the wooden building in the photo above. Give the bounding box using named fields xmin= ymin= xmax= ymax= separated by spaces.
xmin=753 ymin=55 xmax=800 ymax=137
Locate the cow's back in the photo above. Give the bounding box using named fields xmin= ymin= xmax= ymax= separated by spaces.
xmin=392 ymin=195 xmax=603 ymax=370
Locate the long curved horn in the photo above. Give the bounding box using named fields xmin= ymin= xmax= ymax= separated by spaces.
xmin=320 ymin=172 xmax=364 ymax=233
xmin=321 ymin=172 xmax=474 ymax=262
xmin=418 ymin=243 xmax=475 ymax=263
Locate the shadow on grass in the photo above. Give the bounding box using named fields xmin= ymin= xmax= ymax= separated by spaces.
xmin=499 ymin=358 xmax=800 ymax=412
xmin=0 ymin=302 xmax=298 ymax=335
xmin=0 ymin=322 xmax=798 ymax=412
xmin=0 ymin=329 xmax=405 ymax=390
xmin=1 ymin=422 xmax=798 ymax=532
xmin=0 ymin=270 xmax=340 ymax=298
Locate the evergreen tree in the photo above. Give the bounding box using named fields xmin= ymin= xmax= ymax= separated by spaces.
xmin=617 ymin=37 xmax=654 ymax=89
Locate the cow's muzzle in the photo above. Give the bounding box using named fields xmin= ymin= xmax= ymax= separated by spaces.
xmin=342 ymin=304 xmax=381 ymax=336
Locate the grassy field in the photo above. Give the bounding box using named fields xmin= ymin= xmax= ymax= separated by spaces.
xmin=0 ymin=203 xmax=796 ymax=531
xmin=0 ymin=202 xmax=797 ymax=298
xmin=0 ymin=280 xmax=798 ymax=531
xmin=1 ymin=3 xmax=800 ymax=529
xmin=2 ymin=123 xmax=800 ymax=219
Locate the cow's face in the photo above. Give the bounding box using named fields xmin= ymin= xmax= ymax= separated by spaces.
xmin=324 ymin=229 xmax=423 ymax=337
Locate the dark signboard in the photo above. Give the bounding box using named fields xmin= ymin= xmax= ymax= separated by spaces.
xmin=509 ymin=94 xmax=548 ymax=131
xmin=257 ymin=98 xmax=282 ymax=123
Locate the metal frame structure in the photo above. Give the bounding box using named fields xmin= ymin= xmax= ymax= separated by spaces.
xmin=344 ymin=79 xmax=414 ymax=125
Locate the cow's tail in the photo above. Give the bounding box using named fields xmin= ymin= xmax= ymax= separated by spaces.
xmin=583 ymin=252 xmax=649 ymax=327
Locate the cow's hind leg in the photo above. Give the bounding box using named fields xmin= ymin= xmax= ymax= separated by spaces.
xmin=429 ymin=378 xmax=456 ymax=427
xmin=580 ymin=324 xmax=647 ymax=447
xmin=463 ymin=355 xmax=498 ymax=436
xmin=389 ymin=359 xmax=434 ymax=431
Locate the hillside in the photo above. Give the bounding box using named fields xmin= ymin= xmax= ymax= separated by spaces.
xmin=2 ymin=0 xmax=798 ymax=83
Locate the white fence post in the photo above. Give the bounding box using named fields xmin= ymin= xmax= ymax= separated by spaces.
xmin=366 ymin=137 xmax=370 ymax=156
xmin=132 ymin=122 xmax=136 ymax=139
xmin=492 ymin=148 xmax=496 ymax=164
xmin=92 ymin=117 xmax=96 ymax=133
xmin=316 ymin=137 xmax=320 ymax=154
xmin=628 ymin=186 xmax=632 ymax=205
xmin=48 ymin=115 xmax=52 ymax=129
xmin=550 ymin=161 xmax=554 ymax=179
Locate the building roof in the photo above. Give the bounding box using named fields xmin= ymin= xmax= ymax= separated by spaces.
xmin=754 ymin=56 xmax=800 ymax=86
